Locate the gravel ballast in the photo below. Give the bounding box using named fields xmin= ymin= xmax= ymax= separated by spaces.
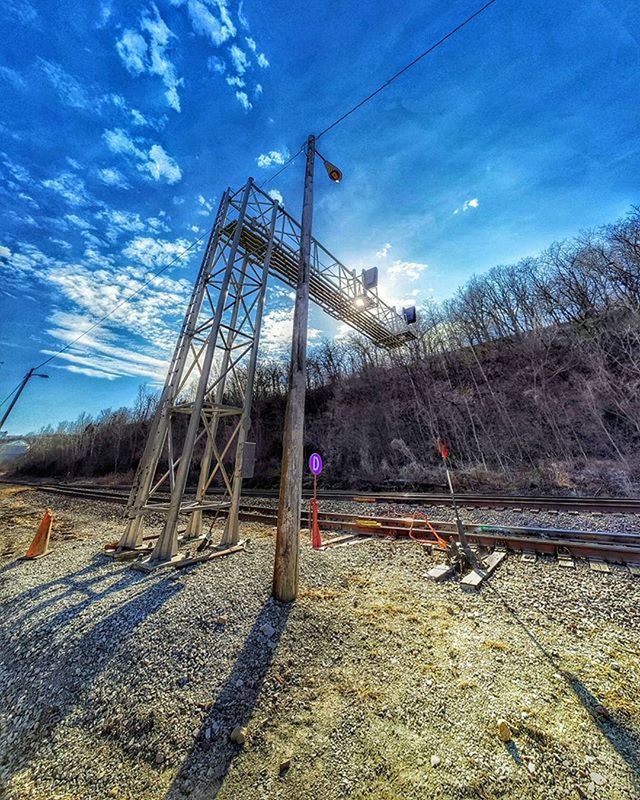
xmin=0 ymin=485 xmax=639 ymax=800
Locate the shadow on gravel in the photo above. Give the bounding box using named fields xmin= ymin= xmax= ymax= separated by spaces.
xmin=2 ymin=554 xmax=139 ymax=633
xmin=0 ymin=564 xmax=181 ymax=792
xmin=485 ymin=578 xmax=640 ymax=792
xmin=164 ymin=596 xmax=291 ymax=800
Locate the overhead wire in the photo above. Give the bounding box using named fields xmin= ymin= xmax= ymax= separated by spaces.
xmin=32 ymin=231 xmax=210 ymax=372
xmin=0 ymin=381 xmax=23 ymax=412
xmin=316 ymin=0 xmax=498 ymax=140
xmin=17 ymin=0 xmax=498 ymax=384
xmin=263 ymin=0 xmax=499 ymax=189
xmin=258 ymin=144 xmax=305 ymax=189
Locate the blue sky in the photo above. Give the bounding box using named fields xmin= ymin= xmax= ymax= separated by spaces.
xmin=1 ymin=0 xmax=639 ymax=435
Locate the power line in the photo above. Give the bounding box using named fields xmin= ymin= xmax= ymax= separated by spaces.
xmin=20 ymin=1 xmax=498 ymax=379
xmin=32 ymin=231 xmax=209 ymax=372
xmin=316 ymin=0 xmax=498 ymax=140
xmin=258 ymin=144 xmax=305 ymax=189
xmin=0 ymin=381 xmax=22 ymax=412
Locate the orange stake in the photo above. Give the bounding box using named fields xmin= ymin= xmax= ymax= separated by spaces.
xmin=24 ymin=509 xmax=53 ymax=559
xmin=310 ymin=474 xmax=322 ymax=549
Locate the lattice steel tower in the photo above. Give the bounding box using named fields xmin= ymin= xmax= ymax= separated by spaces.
xmin=116 ymin=178 xmax=415 ymax=566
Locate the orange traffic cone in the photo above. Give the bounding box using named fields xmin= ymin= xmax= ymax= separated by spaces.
xmin=23 ymin=509 xmax=53 ymax=559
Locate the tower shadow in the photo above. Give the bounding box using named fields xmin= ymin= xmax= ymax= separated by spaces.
xmin=0 ymin=564 xmax=181 ymax=792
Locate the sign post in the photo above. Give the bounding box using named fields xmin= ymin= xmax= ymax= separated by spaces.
xmin=308 ymin=452 xmax=323 ymax=550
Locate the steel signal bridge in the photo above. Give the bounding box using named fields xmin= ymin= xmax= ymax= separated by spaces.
xmin=116 ymin=178 xmax=416 ymax=566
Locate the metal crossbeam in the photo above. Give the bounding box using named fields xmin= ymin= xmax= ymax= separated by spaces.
xmin=116 ymin=179 xmax=415 ymax=565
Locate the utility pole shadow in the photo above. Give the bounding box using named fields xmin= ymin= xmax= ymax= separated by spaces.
xmin=164 ymin=596 xmax=291 ymax=799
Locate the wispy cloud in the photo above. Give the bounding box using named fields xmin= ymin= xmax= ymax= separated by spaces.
xmin=123 ymin=234 xmax=190 ymax=267
xmin=97 ymin=167 xmax=130 ymax=189
xmin=453 ymin=197 xmax=479 ymax=214
xmin=42 ymin=172 xmax=91 ymax=206
xmin=235 ymin=91 xmax=251 ymax=111
xmin=103 ymin=128 xmax=182 ymax=184
xmin=0 ymin=0 xmax=39 ymax=26
xmin=256 ymin=149 xmax=289 ymax=168
xmin=116 ymin=6 xmax=183 ymax=112
xmin=0 ymin=66 xmax=26 ymax=91
xmin=260 ymin=306 xmax=321 ymax=353
xmin=171 ymin=0 xmax=236 ymax=46
xmin=375 ymin=242 xmax=392 ymax=259
xmin=387 ymin=260 xmax=428 ymax=280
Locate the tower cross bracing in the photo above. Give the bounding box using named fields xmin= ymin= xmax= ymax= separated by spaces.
xmin=117 ymin=178 xmax=415 ymax=565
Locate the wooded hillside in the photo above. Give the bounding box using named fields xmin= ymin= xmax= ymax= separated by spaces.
xmin=13 ymin=208 xmax=640 ymax=495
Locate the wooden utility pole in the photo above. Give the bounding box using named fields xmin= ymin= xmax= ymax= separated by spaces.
xmin=273 ymin=134 xmax=315 ymax=602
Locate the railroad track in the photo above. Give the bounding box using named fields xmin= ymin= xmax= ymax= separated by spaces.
xmin=4 ymin=478 xmax=640 ymax=514
xmin=3 ymin=479 xmax=640 ymax=568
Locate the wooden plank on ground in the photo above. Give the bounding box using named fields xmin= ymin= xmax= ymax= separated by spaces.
xmin=461 ymin=550 xmax=506 ymax=591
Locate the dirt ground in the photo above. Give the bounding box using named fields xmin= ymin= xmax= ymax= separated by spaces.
xmin=0 ymin=486 xmax=639 ymax=800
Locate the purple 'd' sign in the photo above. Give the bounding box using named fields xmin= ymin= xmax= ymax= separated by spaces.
xmin=309 ymin=452 xmax=323 ymax=476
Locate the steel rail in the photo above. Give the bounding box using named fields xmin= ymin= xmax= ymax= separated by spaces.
xmin=4 ymin=480 xmax=639 ymax=566
xmin=4 ymin=479 xmax=640 ymax=515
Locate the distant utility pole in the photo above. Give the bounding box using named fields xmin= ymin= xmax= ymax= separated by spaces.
xmin=272 ymin=135 xmax=343 ymax=602
xmin=0 ymin=368 xmax=49 ymax=432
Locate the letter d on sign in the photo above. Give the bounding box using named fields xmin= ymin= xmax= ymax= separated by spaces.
xmin=309 ymin=453 xmax=323 ymax=476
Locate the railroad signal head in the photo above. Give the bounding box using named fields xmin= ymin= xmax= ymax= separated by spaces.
xmin=323 ymin=159 xmax=342 ymax=183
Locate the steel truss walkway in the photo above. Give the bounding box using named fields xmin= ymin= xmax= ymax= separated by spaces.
xmin=116 ymin=178 xmax=416 ymax=565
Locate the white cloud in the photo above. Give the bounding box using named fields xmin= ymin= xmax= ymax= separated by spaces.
xmin=180 ymin=0 xmax=236 ymax=46
xmin=96 ymin=208 xmax=146 ymax=240
xmin=116 ymin=7 xmax=183 ymax=112
xmin=197 ymin=194 xmax=215 ymax=214
xmin=38 ymin=59 xmax=93 ymax=110
xmin=144 ymin=144 xmax=182 ymax=183
xmin=388 ymin=260 xmax=428 ymax=280
xmin=116 ymin=30 xmax=148 ymax=73
xmin=3 ymin=240 xmax=195 ymax=380
xmin=226 ymin=75 xmax=245 ymax=88
xmin=64 ymin=213 xmax=93 ymax=230
xmin=260 ymin=307 xmax=320 ymax=353
xmin=376 ymin=242 xmax=392 ymax=259
xmin=123 ymin=235 xmax=190 ymax=267
xmin=268 ymin=189 xmax=283 ymax=206
xmin=42 ymin=311 xmax=172 ymax=382
xmin=454 ymin=197 xmax=480 ymax=214
xmin=235 ymin=91 xmax=251 ymax=111
xmin=97 ymin=167 xmax=130 ymax=188
xmin=0 ymin=66 xmax=26 ymax=91
xmin=0 ymin=245 xmax=12 ymax=259
xmin=103 ymin=128 xmax=182 ymax=184
xmin=230 ymin=44 xmax=249 ymax=75
xmin=256 ymin=52 xmax=269 ymax=68
xmin=208 ymin=56 xmax=226 ymax=74
xmin=2 ymin=0 xmax=39 ymax=26
xmin=42 ymin=172 xmax=90 ymax=206
xmin=256 ymin=149 xmax=289 ymax=168
xmin=104 ymin=127 xmax=144 ymax=158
